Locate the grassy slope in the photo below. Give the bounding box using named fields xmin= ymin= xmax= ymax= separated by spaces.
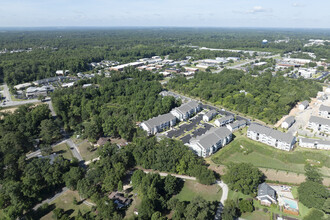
xmin=211 ymin=130 xmax=330 ymax=177
xmin=175 ymin=180 xmax=222 ymax=202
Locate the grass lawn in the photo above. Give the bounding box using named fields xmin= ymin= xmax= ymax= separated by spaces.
xmin=291 ymin=186 xmax=311 ymax=217
xmin=241 ymin=210 xmax=270 ymax=220
xmin=175 ymin=180 xmax=222 ymax=202
xmin=52 ymin=143 xmax=73 ymax=160
xmin=41 ymin=190 xmax=92 ymax=220
xmin=77 ymin=141 xmax=98 ymax=161
xmin=124 ymin=195 xmax=141 ymax=219
xmin=211 ymin=132 xmax=330 ymax=177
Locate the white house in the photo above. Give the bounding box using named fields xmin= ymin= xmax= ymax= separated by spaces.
xmin=298 ymin=100 xmax=309 ymax=110
xmin=319 ymin=105 xmax=330 ymax=119
xmin=257 ymin=183 xmax=277 ymax=206
xmin=247 ymin=123 xmax=296 ymax=151
xmin=188 ymin=127 xmax=232 ymax=157
xmin=170 ymin=100 xmax=201 ymax=121
xmin=140 ymin=113 xmax=177 ymax=135
xmin=299 ymin=138 xmax=330 ymax=150
xmin=281 ymin=116 xmax=295 ymax=129
xmin=226 ymin=120 xmax=246 ymax=132
xmin=308 ymin=116 xmax=330 ymax=134
xmin=215 ymin=115 xmax=234 ymax=127
xmin=203 ymin=110 xmax=217 ymax=122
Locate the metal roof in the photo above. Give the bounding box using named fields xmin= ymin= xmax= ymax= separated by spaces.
xmin=142 ymin=113 xmax=176 ymax=130
xmin=248 ymin=123 xmax=295 ymax=144
xmin=190 ymin=127 xmax=231 ymax=151
xmin=309 ymin=116 xmax=330 ymax=126
xmin=319 ymin=104 xmax=330 ymax=112
xmin=283 ymin=116 xmax=295 ymax=125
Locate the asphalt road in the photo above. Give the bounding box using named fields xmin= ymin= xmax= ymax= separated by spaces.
xmin=0 ymin=83 xmax=40 ymax=107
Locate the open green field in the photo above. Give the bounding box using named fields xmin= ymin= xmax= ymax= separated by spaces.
xmin=211 ymin=132 xmax=330 ymax=177
xmin=52 ymin=143 xmax=73 ymax=160
xmin=175 ymin=180 xmax=222 ymax=202
xmin=41 ymin=190 xmax=91 ymax=220
xmin=77 ymin=141 xmax=98 ymax=161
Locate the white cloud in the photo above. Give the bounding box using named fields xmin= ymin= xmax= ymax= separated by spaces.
xmin=292 ymin=2 xmax=305 ymax=7
xmin=247 ymin=6 xmax=269 ymax=14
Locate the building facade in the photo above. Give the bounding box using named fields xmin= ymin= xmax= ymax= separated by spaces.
xmin=170 ymin=100 xmax=201 ymax=121
xmin=247 ymin=123 xmax=296 ymax=151
xmin=140 ymin=113 xmax=177 ymax=135
xmin=308 ymin=116 xmax=330 ymax=134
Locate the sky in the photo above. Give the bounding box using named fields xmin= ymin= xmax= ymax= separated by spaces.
xmin=0 ymin=0 xmax=329 ymax=28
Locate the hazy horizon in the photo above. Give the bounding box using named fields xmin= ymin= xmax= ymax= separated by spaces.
xmin=1 ymin=0 xmax=329 ymax=29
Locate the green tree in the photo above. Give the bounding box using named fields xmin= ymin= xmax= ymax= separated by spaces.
xmin=303 ymin=208 xmax=325 ymax=220
xmin=222 ymin=199 xmax=240 ymax=220
xmin=63 ymin=167 xmax=85 ymax=190
xmin=298 ymin=181 xmax=329 ymax=209
xmin=322 ymin=198 xmax=330 ymax=214
xmin=39 ymin=119 xmax=61 ymax=145
xmin=223 ymin=163 xmax=264 ymax=195
xmin=238 ymin=199 xmax=254 ymax=213
xmin=305 ymin=164 xmax=323 ymax=184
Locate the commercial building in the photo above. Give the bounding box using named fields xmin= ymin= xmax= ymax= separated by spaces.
xmin=26 ymin=86 xmax=54 ymax=98
xmin=247 ymin=123 xmax=296 ymax=151
xmin=188 ymin=127 xmax=232 ymax=157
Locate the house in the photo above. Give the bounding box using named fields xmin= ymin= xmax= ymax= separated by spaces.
xmin=319 ymin=105 xmax=330 ymax=118
xmin=203 ymin=110 xmax=217 ymax=122
xmin=281 ymin=116 xmax=295 ymax=129
xmin=96 ymin=137 xmax=110 ymax=147
xmin=226 ymin=120 xmax=247 ymax=132
xmin=308 ymin=116 xmax=330 ymax=134
xmin=170 ymin=100 xmax=201 ymax=121
xmin=298 ymin=100 xmax=309 ymax=110
xmin=299 ymin=138 xmax=330 ymax=150
xmin=56 ymin=70 xmax=69 ymax=75
xmin=188 ymin=127 xmax=232 ymax=157
xmin=140 ymin=113 xmax=177 ymax=135
xmin=14 ymin=82 xmax=32 ymax=90
xmin=184 ymin=67 xmax=199 ymax=73
xmin=247 ymin=123 xmax=296 ymax=151
xmin=82 ymin=84 xmax=92 ymax=88
xmin=257 ymin=183 xmax=277 ymax=206
xmin=215 ymin=115 xmax=234 ymax=127
xmin=108 ymin=192 xmax=132 ymax=209
xmin=38 ymin=153 xmax=59 ymax=165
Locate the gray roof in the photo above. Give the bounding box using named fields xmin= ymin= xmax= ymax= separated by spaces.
xmin=248 ymin=123 xmax=295 ymax=144
xmin=300 ymin=137 xmax=330 ymax=146
xmin=191 ymin=127 xmax=231 ymax=151
xmin=283 ymin=116 xmax=295 ymax=125
xmin=205 ymin=110 xmax=217 ymax=118
xmin=300 ymin=100 xmax=309 ymax=107
xmin=309 ymin=116 xmax=330 ymax=126
xmin=228 ymin=120 xmax=246 ymax=128
xmin=319 ymin=104 xmax=330 ymax=112
xmin=174 ymin=100 xmax=200 ymax=114
xmin=258 ymin=183 xmax=276 ymax=200
xmin=216 ymin=115 xmax=234 ymax=124
xmin=142 ymin=113 xmax=176 ymax=130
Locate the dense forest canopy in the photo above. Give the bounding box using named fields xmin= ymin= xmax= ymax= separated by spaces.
xmin=0 ymin=28 xmax=329 ymax=85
